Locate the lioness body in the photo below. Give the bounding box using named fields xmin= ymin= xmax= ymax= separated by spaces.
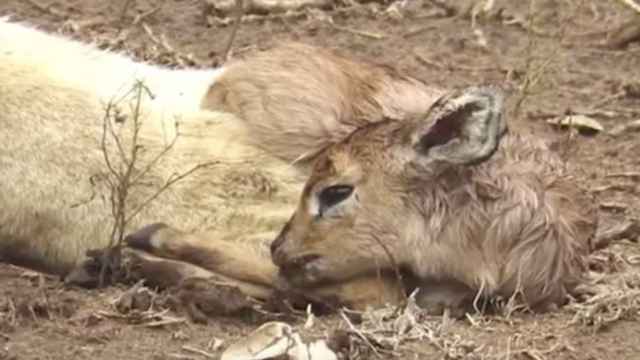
xmin=0 ymin=18 xmax=432 ymax=309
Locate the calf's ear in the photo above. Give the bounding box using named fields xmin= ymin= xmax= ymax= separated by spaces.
xmin=406 ymin=86 xmax=507 ymax=168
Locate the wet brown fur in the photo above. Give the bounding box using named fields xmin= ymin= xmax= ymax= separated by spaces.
xmin=270 ymin=91 xmax=598 ymax=312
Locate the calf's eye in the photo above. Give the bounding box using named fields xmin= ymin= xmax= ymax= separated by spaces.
xmin=318 ymin=185 xmax=354 ymax=211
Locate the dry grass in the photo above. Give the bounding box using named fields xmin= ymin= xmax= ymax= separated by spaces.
xmin=321 ymin=246 xmax=639 ymax=359
xmin=333 ymin=293 xmax=481 ymax=359
xmin=568 ymin=242 xmax=640 ymax=333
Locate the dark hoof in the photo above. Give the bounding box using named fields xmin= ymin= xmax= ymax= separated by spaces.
xmin=124 ymin=222 xmax=168 ymax=251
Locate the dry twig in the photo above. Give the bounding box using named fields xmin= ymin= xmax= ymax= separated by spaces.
xmin=181 ymin=345 xmax=217 ymax=359
xmin=94 ymin=80 xmax=217 ymax=286
xmin=26 ymin=0 xmax=67 ymax=18
xmin=619 ymin=0 xmax=640 ymax=14
xmin=512 ymin=0 xmax=586 ymax=119
xmin=569 ymin=275 xmax=640 ymax=333
xmin=606 ymin=19 xmax=640 ymax=49
xmin=339 ymin=310 xmax=383 ymax=358
xmin=222 ymin=0 xmax=245 ymax=62
xmin=168 ymin=354 xmax=196 ymax=360
xmin=133 ymin=5 xmax=163 ymax=25
xmin=120 ymin=0 xmax=135 ymax=23
xmin=336 ymin=294 xmax=483 ymax=359
xmin=141 ymin=22 xmax=201 ymax=67
xmin=606 ymin=171 xmax=640 ymax=180
xmin=330 ymin=23 xmax=385 ymax=39
xmin=609 ymin=119 xmax=640 ymax=136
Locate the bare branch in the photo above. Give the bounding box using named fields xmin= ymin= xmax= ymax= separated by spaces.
xmin=119 ymin=0 xmax=134 ymax=24
xmin=619 ymin=0 xmax=640 ymax=14
xmin=125 ymin=161 xmax=219 ymax=224
xmin=130 ymin=122 xmax=180 ymax=186
xmin=223 ymin=0 xmax=245 ymax=62
xmin=92 ymin=79 xmax=217 ymax=286
xmin=100 ymin=103 xmax=123 ymax=180
xmin=105 ymin=105 xmax=130 ymax=165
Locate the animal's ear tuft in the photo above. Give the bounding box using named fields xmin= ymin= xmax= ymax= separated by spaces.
xmin=410 ymin=85 xmax=507 ymax=166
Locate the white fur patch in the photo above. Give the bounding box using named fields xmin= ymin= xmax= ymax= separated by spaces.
xmin=0 ymin=17 xmax=225 ymax=116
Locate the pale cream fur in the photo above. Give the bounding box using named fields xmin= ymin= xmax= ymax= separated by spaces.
xmin=0 ymin=18 xmax=292 ymax=274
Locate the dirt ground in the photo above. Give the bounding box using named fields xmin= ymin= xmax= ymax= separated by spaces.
xmin=1 ymin=0 xmax=640 ymax=359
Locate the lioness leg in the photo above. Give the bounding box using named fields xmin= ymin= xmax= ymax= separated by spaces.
xmin=120 ymin=247 xmax=274 ymax=300
xmin=125 ymin=223 xmax=406 ymax=310
xmin=125 ymin=223 xmax=279 ymax=287
xmin=116 ymin=248 xmax=276 ymax=320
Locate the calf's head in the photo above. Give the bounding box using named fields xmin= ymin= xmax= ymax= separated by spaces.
xmin=270 ymin=86 xmax=507 ymax=287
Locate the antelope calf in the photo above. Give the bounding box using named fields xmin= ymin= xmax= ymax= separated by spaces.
xmin=269 ymin=87 xmax=599 ymax=312
xmin=131 ymin=87 xmax=597 ymax=314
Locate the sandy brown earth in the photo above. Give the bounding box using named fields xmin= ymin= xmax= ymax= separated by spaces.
xmin=1 ymin=0 xmax=640 ymax=359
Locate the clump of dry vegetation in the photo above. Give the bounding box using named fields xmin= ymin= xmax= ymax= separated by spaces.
xmin=69 ymin=79 xmax=218 ymax=287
